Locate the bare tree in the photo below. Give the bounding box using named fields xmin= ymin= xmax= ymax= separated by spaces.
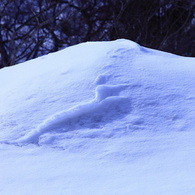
xmin=108 ymin=0 xmax=195 ymax=56
xmin=0 ymin=0 xmax=194 ymax=68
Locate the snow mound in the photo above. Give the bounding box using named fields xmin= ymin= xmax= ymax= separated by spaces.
xmin=1 ymin=39 xmax=195 ymax=195
xmin=0 ymin=39 xmax=195 ymax=148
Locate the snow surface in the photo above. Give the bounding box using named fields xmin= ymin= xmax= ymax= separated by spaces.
xmin=0 ymin=39 xmax=195 ymax=194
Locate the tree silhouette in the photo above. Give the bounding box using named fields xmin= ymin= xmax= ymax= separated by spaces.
xmin=0 ymin=0 xmax=194 ymax=68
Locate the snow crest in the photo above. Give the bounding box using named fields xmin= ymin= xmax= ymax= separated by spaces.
xmin=16 ymin=76 xmax=130 ymax=144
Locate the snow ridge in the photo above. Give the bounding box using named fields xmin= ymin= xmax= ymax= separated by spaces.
xmin=16 ymin=75 xmax=130 ymax=144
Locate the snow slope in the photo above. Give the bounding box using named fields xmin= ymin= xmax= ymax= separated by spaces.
xmin=0 ymin=39 xmax=195 ymax=194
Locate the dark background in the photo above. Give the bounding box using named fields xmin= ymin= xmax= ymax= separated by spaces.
xmin=0 ymin=0 xmax=194 ymax=68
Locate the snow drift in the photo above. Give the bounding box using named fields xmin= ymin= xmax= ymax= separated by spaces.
xmin=1 ymin=39 xmax=194 ymax=146
xmin=0 ymin=39 xmax=195 ymax=195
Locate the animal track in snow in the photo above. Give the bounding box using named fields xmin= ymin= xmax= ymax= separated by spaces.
xmin=16 ymin=75 xmax=131 ymax=144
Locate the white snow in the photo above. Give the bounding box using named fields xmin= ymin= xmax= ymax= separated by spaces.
xmin=0 ymin=39 xmax=195 ymax=194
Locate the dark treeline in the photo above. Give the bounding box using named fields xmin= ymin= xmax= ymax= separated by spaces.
xmin=0 ymin=0 xmax=194 ymax=68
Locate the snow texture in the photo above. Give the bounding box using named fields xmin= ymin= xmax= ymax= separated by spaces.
xmin=0 ymin=39 xmax=195 ymax=195
xmin=17 ymin=83 xmax=130 ymax=144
